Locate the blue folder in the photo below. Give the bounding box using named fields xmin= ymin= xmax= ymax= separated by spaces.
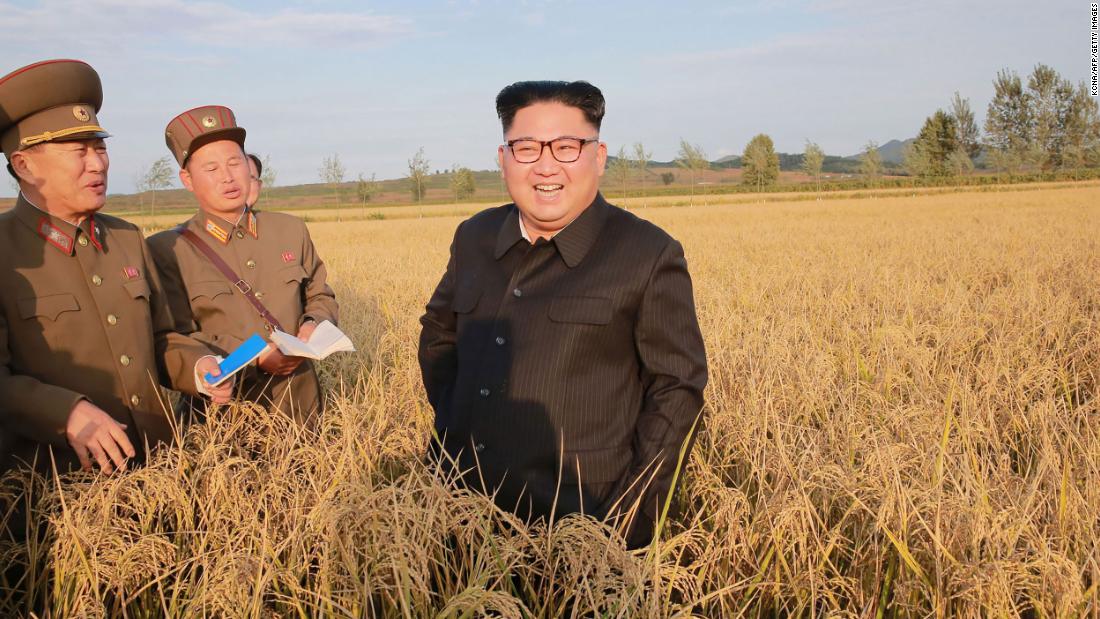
xmin=204 ymin=333 xmax=269 ymax=386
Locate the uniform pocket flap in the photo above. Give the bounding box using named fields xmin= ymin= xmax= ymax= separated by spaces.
xmin=548 ymin=296 xmax=612 ymax=325
xmin=123 ymin=278 xmax=151 ymax=300
xmin=197 ymin=332 xmax=243 ymax=357
xmin=18 ymin=294 xmax=80 ymax=320
xmin=281 ymin=264 xmax=308 ymax=283
xmin=452 ymin=287 xmax=482 ymax=314
xmin=189 ymin=280 xmax=233 ymax=301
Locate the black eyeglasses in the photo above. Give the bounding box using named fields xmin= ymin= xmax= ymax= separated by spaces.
xmin=505 ymin=136 xmax=599 ymax=163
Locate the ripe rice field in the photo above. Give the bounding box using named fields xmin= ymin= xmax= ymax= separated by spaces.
xmin=2 ymin=182 xmax=1099 ymax=616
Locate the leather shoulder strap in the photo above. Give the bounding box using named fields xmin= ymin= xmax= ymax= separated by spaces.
xmin=176 ymin=226 xmax=284 ymax=332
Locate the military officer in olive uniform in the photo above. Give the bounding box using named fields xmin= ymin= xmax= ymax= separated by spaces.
xmin=0 ymin=60 xmax=232 ymax=477
xmin=148 ymin=106 xmax=338 ymax=425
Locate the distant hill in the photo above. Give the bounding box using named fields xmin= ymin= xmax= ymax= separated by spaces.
xmin=845 ymin=138 xmax=915 ymax=164
xmin=713 ymin=151 xmax=864 ymax=174
xmin=705 ymin=138 xmax=915 ymax=172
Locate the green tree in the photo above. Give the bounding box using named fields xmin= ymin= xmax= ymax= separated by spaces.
xmin=985 ymin=68 xmax=1032 ymax=174
xmin=741 ymin=133 xmax=780 ymax=191
xmin=408 ymin=147 xmax=430 ymax=204
xmin=258 ymin=155 xmax=276 ymax=187
xmin=450 ymin=166 xmax=476 ymax=201
xmin=1063 ymin=82 xmax=1100 ymax=176
xmin=802 ymin=140 xmax=825 ymax=189
xmin=903 ymin=142 xmax=932 ymax=177
xmin=908 ymin=111 xmax=959 ymax=177
xmin=318 ymin=153 xmax=345 ymax=206
xmin=947 ymin=148 xmax=975 ymax=177
xmin=858 ymin=140 xmax=883 ymax=182
xmin=632 ymin=142 xmax=652 ymax=206
xmin=1027 ymin=63 xmax=1075 ymax=169
xmin=675 ymin=139 xmax=709 ymax=205
xmin=660 ymin=172 xmax=675 ymax=185
xmin=949 ymin=92 xmax=981 ymax=160
xmin=141 ymin=156 xmax=175 ymax=222
xmin=356 ymin=173 xmax=378 ymax=204
xmin=607 ymin=146 xmax=632 ymax=200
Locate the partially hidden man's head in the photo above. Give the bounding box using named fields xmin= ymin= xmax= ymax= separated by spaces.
xmin=495 ymin=81 xmax=607 ymax=238
xmin=246 ymin=152 xmax=263 ymax=207
xmin=0 ymin=59 xmax=112 ymax=216
xmin=165 ymin=105 xmax=250 ymax=218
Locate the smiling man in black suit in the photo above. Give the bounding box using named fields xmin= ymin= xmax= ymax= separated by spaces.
xmin=418 ymin=80 xmax=708 ymax=548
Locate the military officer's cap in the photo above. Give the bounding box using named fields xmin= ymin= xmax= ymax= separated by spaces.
xmin=0 ymin=59 xmax=110 ymax=160
xmin=165 ymin=105 xmax=246 ymax=167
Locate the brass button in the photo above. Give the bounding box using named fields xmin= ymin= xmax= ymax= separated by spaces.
xmin=130 ymin=394 xmax=141 ymax=407
xmin=78 ymin=236 xmax=89 ymax=247
xmin=120 ymin=354 xmax=131 ymax=366
xmin=107 ymin=314 xmax=118 ymax=325
xmin=92 ymin=274 xmax=102 ymax=286
xmin=255 ymin=292 xmax=264 ymax=299
xmin=246 ymin=259 xmax=256 ymax=269
xmin=235 ymin=230 xmax=245 ymax=239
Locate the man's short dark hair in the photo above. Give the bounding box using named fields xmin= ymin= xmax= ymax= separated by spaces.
xmin=495 ymin=81 xmax=605 ymax=133
xmin=247 ymin=153 xmax=262 ymax=178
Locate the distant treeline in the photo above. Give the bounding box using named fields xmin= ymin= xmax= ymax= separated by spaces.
xmin=598 ymin=167 xmax=1100 ymax=202
xmin=111 ymin=62 xmax=1097 ymax=217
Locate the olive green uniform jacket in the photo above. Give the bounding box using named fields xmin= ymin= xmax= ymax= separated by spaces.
xmin=147 ymin=208 xmax=338 ymax=424
xmin=0 ymin=195 xmax=212 ymax=474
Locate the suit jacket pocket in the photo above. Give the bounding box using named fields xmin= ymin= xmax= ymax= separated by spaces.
xmin=18 ymin=293 xmax=80 ymax=321
xmin=452 ymin=286 xmax=481 ymax=314
xmin=123 ymin=278 xmax=151 ymax=301
xmin=188 ymin=281 xmax=233 ymax=301
xmin=547 ymin=296 xmax=612 ymax=325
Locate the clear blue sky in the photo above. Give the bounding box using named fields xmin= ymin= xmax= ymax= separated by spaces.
xmin=0 ymin=0 xmax=1087 ymax=196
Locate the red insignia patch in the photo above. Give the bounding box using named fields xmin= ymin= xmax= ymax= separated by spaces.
xmin=282 ymin=251 xmax=295 ymax=263
xmin=37 ymin=218 xmax=74 ymax=254
xmin=123 ymin=266 xmax=140 ymax=279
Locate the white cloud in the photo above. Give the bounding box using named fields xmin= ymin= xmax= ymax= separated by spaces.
xmin=0 ymin=0 xmax=413 ymax=51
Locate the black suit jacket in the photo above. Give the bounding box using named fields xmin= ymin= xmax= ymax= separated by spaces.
xmin=418 ymin=193 xmax=707 ymax=546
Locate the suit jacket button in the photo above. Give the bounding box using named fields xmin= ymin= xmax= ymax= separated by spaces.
xmin=236 ymin=230 xmax=245 ymax=239
xmin=512 ymin=288 xmax=522 ymax=297
xmin=479 ymin=388 xmax=490 ymax=397
xmin=255 ymin=292 xmax=264 ymax=299
xmin=78 ymin=236 xmax=89 ymax=247
xmin=107 ymin=314 xmax=118 ymax=325
xmin=120 ymin=354 xmax=131 ymax=366
xmin=246 ymin=259 xmax=256 ymax=269
xmin=495 ymin=336 xmax=505 ymax=345
xmin=91 ymin=274 xmax=102 ymax=286
xmin=130 ymin=394 xmax=141 ymax=406
xmin=474 ymin=443 xmax=485 ymax=452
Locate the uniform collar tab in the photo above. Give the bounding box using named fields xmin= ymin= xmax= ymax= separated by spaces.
xmin=13 ymin=193 xmax=87 ymax=255
xmin=203 ymin=217 xmax=230 ymax=245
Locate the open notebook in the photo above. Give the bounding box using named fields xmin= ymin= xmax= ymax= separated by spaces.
xmin=202 ymin=321 xmax=355 ymax=386
xmin=269 ymin=320 xmax=355 ymax=360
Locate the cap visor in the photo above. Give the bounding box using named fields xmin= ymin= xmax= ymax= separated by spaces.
xmin=183 ymin=127 xmax=247 ymax=165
